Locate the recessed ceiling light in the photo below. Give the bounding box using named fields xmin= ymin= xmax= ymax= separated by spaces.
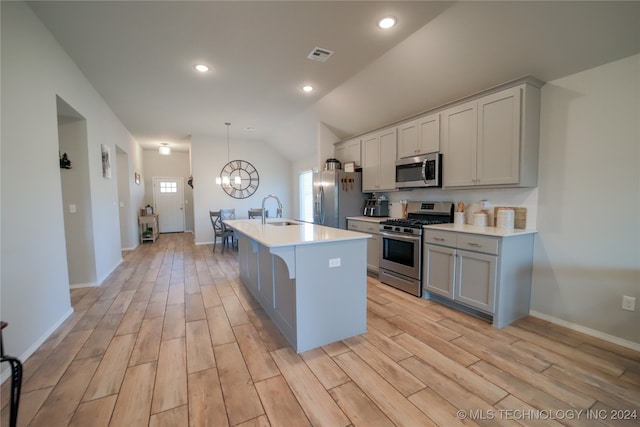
xmin=194 ymin=64 xmax=210 ymax=72
xmin=377 ymin=16 xmax=397 ymax=29
xmin=302 ymin=85 xmax=314 ymax=93
xmin=244 ymin=127 xmax=256 ymax=132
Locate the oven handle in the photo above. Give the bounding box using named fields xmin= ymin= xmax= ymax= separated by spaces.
xmin=379 ymin=231 xmax=422 ymax=243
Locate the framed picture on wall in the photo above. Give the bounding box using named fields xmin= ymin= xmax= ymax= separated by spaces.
xmin=101 ymin=144 xmax=111 ymax=179
xmin=135 ymin=172 xmax=140 ymax=185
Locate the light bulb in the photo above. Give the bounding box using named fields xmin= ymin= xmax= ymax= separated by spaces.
xmin=377 ymin=16 xmax=396 ymax=29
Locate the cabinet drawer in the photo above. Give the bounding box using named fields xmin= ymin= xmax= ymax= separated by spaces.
xmin=348 ymin=221 xmax=362 ymax=231
xmin=362 ymin=223 xmax=379 ymax=234
xmin=349 ymin=220 xmax=379 ymax=234
xmin=424 ymin=230 xmax=456 ymax=247
xmin=456 ymin=234 xmax=499 ymax=255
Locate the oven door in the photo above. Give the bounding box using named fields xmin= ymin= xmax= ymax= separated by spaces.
xmin=379 ymin=231 xmax=421 ymax=279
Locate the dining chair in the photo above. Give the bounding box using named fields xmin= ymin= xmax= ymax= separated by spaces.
xmin=209 ymin=210 xmax=234 ymax=253
xmin=220 ymin=208 xmax=237 ymax=249
xmin=248 ymin=208 xmax=266 ymax=219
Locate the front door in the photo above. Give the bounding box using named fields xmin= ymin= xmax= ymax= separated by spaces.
xmin=152 ymin=177 xmax=185 ymax=233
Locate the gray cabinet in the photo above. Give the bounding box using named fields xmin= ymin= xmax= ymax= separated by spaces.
xmin=362 ymin=128 xmax=397 ymax=192
xmin=423 ymin=244 xmax=455 ymax=298
xmin=455 ymin=249 xmax=497 ymax=313
xmin=423 ymin=228 xmax=534 ymax=328
xmin=348 ymin=219 xmax=380 ymax=274
xmin=335 ymin=138 xmax=361 ymax=166
xmin=397 ymin=113 xmax=440 ymax=159
xmin=441 ymin=82 xmax=541 ymax=188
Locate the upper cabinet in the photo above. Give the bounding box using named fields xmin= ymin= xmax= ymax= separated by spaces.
xmin=334 ymin=138 xmax=361 ymax=166
xmin=397 ymin=113 xmax=440 ymax=159
xmin=362 ymin=128 xmax=397 ymax=192
xmin=442 ymin=83 xmax=541 ymax=188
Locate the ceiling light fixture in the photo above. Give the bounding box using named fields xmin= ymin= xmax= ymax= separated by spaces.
xmin=216 ymin=122 xmax=242 ymax=187
xmin=159 ymin=143 xmax=171 ymax=155
xmin=302 ymin=85 xmax=314 ymax=93
xmin=194 ymin=64 xmax=210 ymax=72
xmin=377 ymin=16 xmax=397 ymax=29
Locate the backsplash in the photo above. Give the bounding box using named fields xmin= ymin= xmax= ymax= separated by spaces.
xmin=379 ymin=187 xmax=538 ymax=229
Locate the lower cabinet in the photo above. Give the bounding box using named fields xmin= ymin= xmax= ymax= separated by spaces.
xmin=455 ymin=249 xmax=497 ymax=313
xmin=423 ymin=229 xmax=534 ymax=328
xmin=348 ymin=219 xmax=381 ymax=274
xmin=423 ymin=244 xmax=455 ymax=299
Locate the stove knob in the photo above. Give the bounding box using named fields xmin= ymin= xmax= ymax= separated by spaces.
xmin=404 ymin=228 xmax=412 ymax=233
xmin=394 ymin=227 xmax=401 ymax=232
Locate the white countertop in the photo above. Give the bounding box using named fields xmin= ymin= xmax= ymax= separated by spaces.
xmin=346 ymin=216 xmax=392 ymax=223
xmin=424 ymin=223 xmax=538 ymax=237
xmin=224 ymin=219 xmax=371 ymax=248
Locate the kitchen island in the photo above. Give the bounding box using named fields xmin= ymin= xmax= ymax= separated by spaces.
xmin=223 ymin=219 xmax=370 ymax=353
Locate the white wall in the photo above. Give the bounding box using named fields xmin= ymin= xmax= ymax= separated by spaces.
xmin=191 ymin=134 xmax=292 ymax=245
xmin=142 ymin=150 xmax=194 ymax=232
xmin=0 ymin=1 xmax=144 ymax=370
xmin=59 ymin=118 xmax=97 ymax=286
xmin=531 ymin=54 xmax=639 ymax=345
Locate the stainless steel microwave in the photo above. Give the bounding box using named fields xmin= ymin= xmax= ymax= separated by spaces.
xmin=395 ymin=152 xmax=442 ymax=189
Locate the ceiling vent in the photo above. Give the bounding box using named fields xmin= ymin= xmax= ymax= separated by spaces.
xmin=307 ymin=47 xmax=334 ymax=62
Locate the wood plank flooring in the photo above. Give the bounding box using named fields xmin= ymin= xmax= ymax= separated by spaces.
xmin=2 ymin=232 xmax=638 ymax=426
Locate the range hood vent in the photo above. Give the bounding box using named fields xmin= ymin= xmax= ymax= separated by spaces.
xmin=307 ymin=47 xmax=334 ymax=62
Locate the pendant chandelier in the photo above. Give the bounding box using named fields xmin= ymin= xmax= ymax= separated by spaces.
xmin=216 ymin=122 xmax=241 ymax=187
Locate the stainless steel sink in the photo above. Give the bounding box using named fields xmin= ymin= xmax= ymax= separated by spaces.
xmin=268 ymin=221 xmax=300 ymax=226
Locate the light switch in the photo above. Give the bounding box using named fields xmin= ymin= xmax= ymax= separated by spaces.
xmin=329 ymin=258 xmax=341 ymax=268
xmin=119 ymin=201 xmax=125 ymax=207
xmin=69 ymin=204 xmax=77 ymax=213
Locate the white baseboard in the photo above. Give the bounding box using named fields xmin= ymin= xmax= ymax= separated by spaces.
xmin=69 ymin=282 xmax=99 ymax=289
xmin=529 ymin=310 xmax=640 ymax=351
xmin=96 ymin=258 xmax=124 ymax=285
xmin=1 ymin=307 xmax=75 ymax=384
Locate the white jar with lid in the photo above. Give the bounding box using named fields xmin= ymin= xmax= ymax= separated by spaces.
xmin=473 ymin=213 xmax=487 ymax=227
xmin=496 ymin=209 xmax=515 ymax=229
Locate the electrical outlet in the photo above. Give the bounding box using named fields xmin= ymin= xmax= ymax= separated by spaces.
xmin=622 ymin=296 xmax=636 ymax=312
xmin=329 ymin=258 xmax=341 ymax=268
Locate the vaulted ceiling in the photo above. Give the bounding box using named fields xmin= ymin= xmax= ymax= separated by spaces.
xmin=29 ymin=1 xmax=640 ymax=161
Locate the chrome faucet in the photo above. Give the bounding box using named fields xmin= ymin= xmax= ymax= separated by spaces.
xmin=261 ymin=194 xmax=283 ymax=224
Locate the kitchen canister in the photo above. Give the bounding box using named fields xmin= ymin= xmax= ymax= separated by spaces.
xmin=496 ymin=209 xmax=515 ymax=229
xmin=473 ymin=213 xmax=488 ymax=227
xmin=454 ymin=212 xmax=465 ymax=225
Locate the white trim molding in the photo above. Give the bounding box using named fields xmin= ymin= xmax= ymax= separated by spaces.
xmin=0 ymin=307 xmax=75 ymax=384
xmin=529 ymin=310 xmax=640 ymax=352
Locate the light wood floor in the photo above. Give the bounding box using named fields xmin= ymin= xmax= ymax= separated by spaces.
xmin=2 ymin=232 xmax=639 ymax=427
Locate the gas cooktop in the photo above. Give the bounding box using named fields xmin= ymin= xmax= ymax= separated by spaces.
xmin=379 ymin=218 xmax=448 ymax=228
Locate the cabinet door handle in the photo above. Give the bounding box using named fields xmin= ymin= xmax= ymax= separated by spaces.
xmin=467 ymin=242 xmax=481 ymax=247
xmin=434 ymin=237 xmax=445 ymax=241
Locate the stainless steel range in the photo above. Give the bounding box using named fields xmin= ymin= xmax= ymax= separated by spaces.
xmin=379 ymin=202 xmax=454 ymax=296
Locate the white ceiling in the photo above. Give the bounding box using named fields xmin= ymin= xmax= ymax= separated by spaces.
xmin=29 ymin=1 xmax=640 ymax=161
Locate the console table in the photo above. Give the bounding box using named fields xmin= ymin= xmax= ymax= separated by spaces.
xmin=139 ymin=214 xmax=159 ymax=243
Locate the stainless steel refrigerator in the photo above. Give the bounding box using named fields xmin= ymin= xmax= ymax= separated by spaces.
xmin=313 ymin=170 xmax=365 ymax=229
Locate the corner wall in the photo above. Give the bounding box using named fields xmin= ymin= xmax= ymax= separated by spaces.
xmin=531 ymin=54 xmax=640 ymax=345
xmin=0 ymin=1 xmax=143 ymax=369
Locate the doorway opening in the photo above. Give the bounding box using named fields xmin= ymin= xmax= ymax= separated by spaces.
xmin=56 ymin=96 xmax=98 ymax=288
